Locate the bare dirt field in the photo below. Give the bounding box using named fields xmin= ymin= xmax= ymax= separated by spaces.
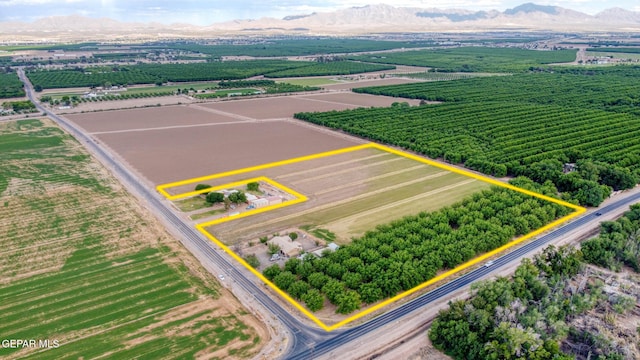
xmin=200 ymin=96 xmax=359 ymax=120
xmin=299 ymin=92 xmax=421 ymax=107
xmin=66 ymin=104 xmax=241 ymax=133
xmin=95 ymin=120 xmax=361 ymax=185
xmin=67 ymin=91 xmax=422 ymax=187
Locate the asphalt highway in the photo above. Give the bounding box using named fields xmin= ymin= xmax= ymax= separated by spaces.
xmin=18 ymin=70 xmax=640 ymax=359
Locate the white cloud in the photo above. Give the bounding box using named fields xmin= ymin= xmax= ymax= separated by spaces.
xmin=0 ymin=0 xmax=84 ymax=5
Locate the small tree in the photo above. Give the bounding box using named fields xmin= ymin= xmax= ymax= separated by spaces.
xmin=229 ymin=191 xmax=247 ymax=204
xmin=263 ymin=264 xmax=281 ymax=280
xmin=247 ymin=181 xmax=260 ymax=192
xmin=289 ymin=232 xmax=298 ymax=241
xmin=244 ymin=254 xmax=260 ymax=269
xmin=195 ymin=183 xmax=212 ymax=194
xmin=259 ymin=236 xmax=268 ymax=244
xmin=302 ymin=288 xmax=324 ymax=311
xmin=268 ymin=243 xmax=281 ymax=256
xmin=206 ymin=192 xmax=224 ymax=204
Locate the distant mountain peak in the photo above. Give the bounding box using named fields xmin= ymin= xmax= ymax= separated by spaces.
xmin=282 ymin=14 xmax=311 ymax=21
xmin=1 ymin=2 xmax=640 ymax=41
xmin=505 ymin=3 xmax=558 ymax=15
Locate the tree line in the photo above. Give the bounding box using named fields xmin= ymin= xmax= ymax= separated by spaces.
xmin=582 ymin=203 xmax=640 ymax=272
xmin=430 ymin=204 xmax=640 ymax=359
xmin=263 ymin=183 xmax=573 ymax=314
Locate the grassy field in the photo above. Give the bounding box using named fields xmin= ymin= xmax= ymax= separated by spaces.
xmin=0 ymin=119 xmax=266 ymax=359
xmin=189 ymin=147 xmax=490 ymax=243
xmin=195 ymin=88 xmax=260 ymax=99
xmin=278 ymin=78 xmax=340 ymax=86
xmin=394 ymin=72 xmax=507 ymax=81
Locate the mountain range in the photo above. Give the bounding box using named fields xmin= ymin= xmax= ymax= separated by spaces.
xmin=1 ymin=3 xmax=640 ymax=41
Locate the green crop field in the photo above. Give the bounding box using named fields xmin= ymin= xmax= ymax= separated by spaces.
xmin=0 ymin=119 xmax=265 ymax=359
xmin=348 ymin=47 xmax=577 ymax=72
xmin=0 ymin=71 xmax=25 ymax=99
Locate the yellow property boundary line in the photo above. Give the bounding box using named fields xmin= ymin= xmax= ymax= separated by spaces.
xmin=157 ymin=142 xmax=586 ymax=332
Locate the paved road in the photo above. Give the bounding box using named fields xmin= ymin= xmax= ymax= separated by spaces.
xmin=18 ymin=70 xmax=640 ymax=359
xmin=16 ymin=69 xmax=333 ymax=356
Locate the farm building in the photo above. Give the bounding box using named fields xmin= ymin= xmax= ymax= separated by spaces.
xmin=221 ymin=189 xmax=239 ymax=197
xmin=268 ymin=235 xmax=303 ymax=257
xmin=245 ymin=193 xmax=259 ymax=202
xmin=311 ymin=242 xmax=340 ymax=258
xmin=250 ymin=198 xmax=269 ymax=208
xmin=266 ymin=196 xmax=282 ymax=205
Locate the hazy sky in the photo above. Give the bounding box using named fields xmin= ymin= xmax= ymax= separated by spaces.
xmin=0 ymin=0 xmax=638 ymax=24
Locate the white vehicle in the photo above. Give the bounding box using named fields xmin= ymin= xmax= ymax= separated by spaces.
xmin=218 ymin=274 xmax=225 ymax=280
xmin=484 ymin=260 xmax=494 ymax=267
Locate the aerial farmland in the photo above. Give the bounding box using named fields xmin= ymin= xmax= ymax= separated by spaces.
xmin=3 ymin=31 xmax=640 ymax=360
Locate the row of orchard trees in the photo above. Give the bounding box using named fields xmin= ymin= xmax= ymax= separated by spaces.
xmin=295 ymin=100 xmax=640 ymax=206
xmin=0 ymin=71 xmax=25 ymax=98
xmin=25 ymin=60 xmax=306 ymax=89
xmin=264 ymin=61 xmax=395 ymax=78
xmin=263 ymin=182 xmax=572 ymax=314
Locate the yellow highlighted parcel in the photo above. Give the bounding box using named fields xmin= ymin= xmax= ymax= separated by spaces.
xmin=157 ymin=143 xmax=586 ymax=332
